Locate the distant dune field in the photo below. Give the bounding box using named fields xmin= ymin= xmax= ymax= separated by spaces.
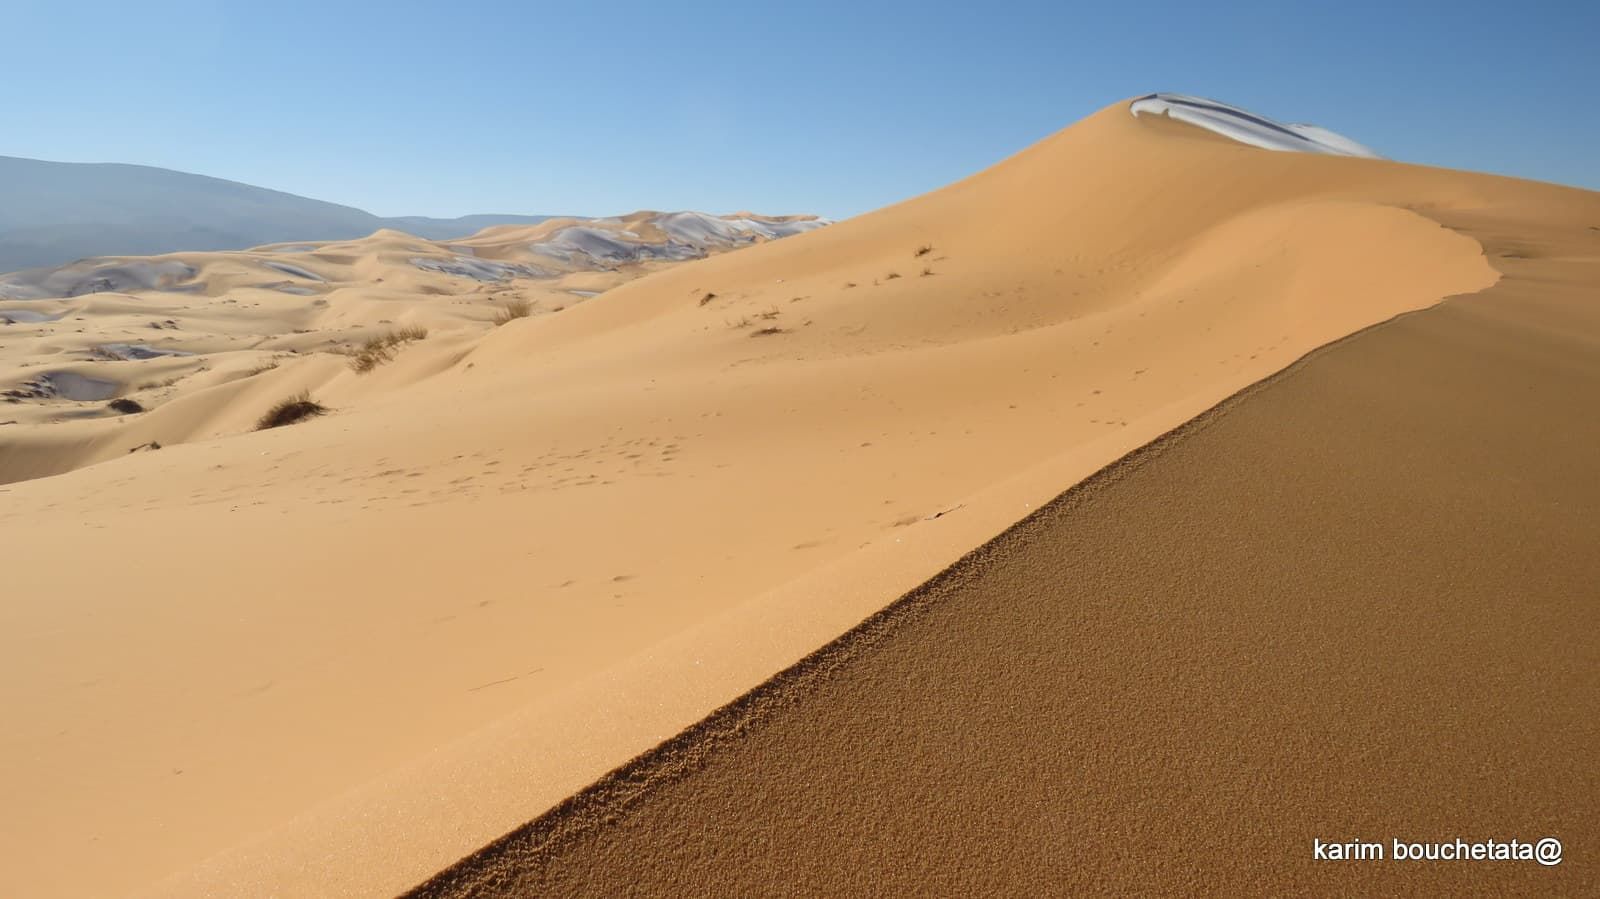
xmin=0 ymin=210 xmax=824 ymax=483
xmin=2 ymin=96 xmax=1595 ymax=897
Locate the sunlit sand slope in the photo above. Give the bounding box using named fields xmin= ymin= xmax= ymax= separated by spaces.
xmin=411 ymin=204 xmax=1600 ymax=898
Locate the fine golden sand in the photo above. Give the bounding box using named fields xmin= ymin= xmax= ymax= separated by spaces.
xmin=1 ymin=99 xmax=1595 ymax=896
xmin=409 ymin=209 xmax=1600 ymax=896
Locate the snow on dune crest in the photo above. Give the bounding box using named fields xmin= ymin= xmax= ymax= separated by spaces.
xmin=411 ymin=255 xmax=554 ymax=281
xmin=526 ymin=212 xmax=830 ymax=268
xmin=0 ymin=259 xmax=201 ymax=300
xmin=655 ymin=211 xmax=828 ymax=244
xmin=1130 ymin=93 xmax=1380 ymax=158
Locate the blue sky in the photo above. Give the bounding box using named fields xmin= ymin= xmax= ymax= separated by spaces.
xmin=3 ymin=0 xmax=1595 ymax=219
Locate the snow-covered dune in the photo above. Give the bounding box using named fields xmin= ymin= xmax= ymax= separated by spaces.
xmin=1130 ymin=93 xmax=1379 ymax=158
xmin=0 ymin=259 xmax=202 ymax=300
xmin=523 ymin=212 xmax=832 ymax=268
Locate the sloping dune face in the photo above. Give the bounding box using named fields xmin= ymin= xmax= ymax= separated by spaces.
xmin=2 ymin=97 xmax=1560 ymax=898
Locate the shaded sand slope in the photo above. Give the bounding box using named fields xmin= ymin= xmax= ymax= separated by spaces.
xmin=0 ymin=100 xmax=1580 ymax=897
xmin=412 ymin=208 xmax=1600 ymax=896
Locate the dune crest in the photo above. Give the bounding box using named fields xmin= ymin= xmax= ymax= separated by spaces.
xmin=8 ymin=97 xmax=1581 ymax=898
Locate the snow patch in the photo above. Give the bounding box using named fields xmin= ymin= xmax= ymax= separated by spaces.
xmin=530 ymin=227 xmax=698 ymax=265
xmin=656 ymin=212 xmax=827 ymax=245
xmin=4 ymin=371 xmax=120 ymax=402
xmin=263 ymin=261 xmax=326 ymax=282
xmin=0 ymin=308 xmax=65 ymax=324
xmin=1129 ymin=93 xmax=1380 ymax=158
xmin=264 ymin=284 xmax=320 ymax=295
xmin=411 ymin=256 xmax=554 ymax=281
xmin=529 ymin=213 xmax=829 ymax=268
xmin=0 ymin=260 xmax=200 ymax=300
xmin=94 ymin=343 xmax=195 ymax=361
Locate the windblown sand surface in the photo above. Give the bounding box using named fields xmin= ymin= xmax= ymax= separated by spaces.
xmin=409 ymin=209 xmax=1600 ymax=896
xmin=0 ymin=101 xmax=1593 ymax=896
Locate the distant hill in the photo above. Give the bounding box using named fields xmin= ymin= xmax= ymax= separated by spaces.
xmin=0 ymin=155 xmax=561 ymax=273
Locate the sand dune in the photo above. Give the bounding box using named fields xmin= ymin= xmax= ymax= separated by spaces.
xmin=1 ymin=97 xmax=1591 ymax=897
xmin=417 ymin=214 xmax=1600 ymax=895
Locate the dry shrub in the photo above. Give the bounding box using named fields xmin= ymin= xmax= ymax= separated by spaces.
xmin=256 ymin=391 xmax=327 ymax=430
xmin=350 ymin=326 xmax=430 ymax=372
xmin=107 ymin=398 xmax=145 ymax=414
xmin=494 ymin=300 xmax=532 ymax=326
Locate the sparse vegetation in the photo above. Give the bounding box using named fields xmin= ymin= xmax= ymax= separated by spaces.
xmin=914 ymin=244 xmax=934 ymax=257
xmin=107 ymin=398 xmax=145 ymax=414
xmin=843 ymin=282 xmax=857 ymax=289
xmin=750 ymin=326 xmax=786 ymax=337
xmin=256 ymin=391 xmax=327 ymax=430
xmin=349 ymin=326 xmax=429 ymax=372
xmin=698 ymin=291 xmax=719 ymax=306
xmin=247 ymin=360 xmax=281 ymax=377
xmin=921 ymin=266 xmax=936 ymax=277
xmin=884 ymin=272 xmax=902 ymax=280
xmin=755 ymin=307 xmax=781 ymax=320
xmin=727 ymin=316 xmax=753 ymax=330
xmin=493 ymin=299 xmax=532 ymax=326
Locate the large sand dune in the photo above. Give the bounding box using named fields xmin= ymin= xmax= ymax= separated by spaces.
xmin=415 ymin=212 xmax=1600 ymax=895
xmin=1 ymin=97 xmax=1591 ymax=896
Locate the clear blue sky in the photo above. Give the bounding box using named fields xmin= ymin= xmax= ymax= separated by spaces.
xmin=3 ymin=0 xmax=1595 ymax=219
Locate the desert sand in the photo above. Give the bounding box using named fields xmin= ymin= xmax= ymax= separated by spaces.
xmin=0 ymin=97 xmax=1593 ymax=896
xmin=412 ymin=205 xmax=1600 ymax=897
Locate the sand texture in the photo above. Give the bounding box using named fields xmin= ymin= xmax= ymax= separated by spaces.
xmin=410 ymin=203 xmax=1600 ymax=898
xmin=1 ymin=99 xmax=1595 ymax=896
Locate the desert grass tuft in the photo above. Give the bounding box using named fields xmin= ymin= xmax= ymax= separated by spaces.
xmin=256 ymin=391 xmax=327 ymax=430
xmin=350 ymin=327 xmax=429 ymax=372
xmin=493 ymin=299 xmax=533 ymax=326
